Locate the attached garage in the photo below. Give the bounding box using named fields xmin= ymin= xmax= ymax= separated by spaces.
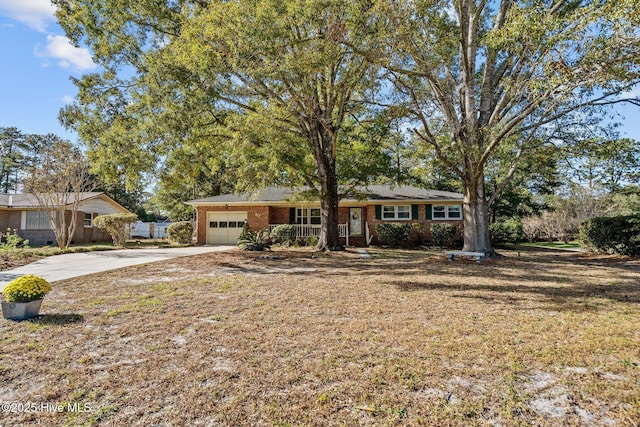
xmin=206 ymin=211 xmax=247 ymax=245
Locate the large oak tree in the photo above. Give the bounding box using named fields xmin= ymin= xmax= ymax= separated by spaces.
xmin=351 ymin=0 xmax=640 ymax=254
xmin=55 ymin=0 xmax=384 ymax=250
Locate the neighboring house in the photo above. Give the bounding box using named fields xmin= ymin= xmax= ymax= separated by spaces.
xmin=186 ymin=185 xmax=464 ymax=246
xmin=0 ymin=192 xmax=130 ymax=246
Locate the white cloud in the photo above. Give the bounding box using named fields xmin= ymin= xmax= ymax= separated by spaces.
xmin=62 ymin=95 xmax=74 ymax=104
xmin=36 ymin=34 xmax=96 ymax=72
xmin=0 ymin=0 xmax=56 ymax=32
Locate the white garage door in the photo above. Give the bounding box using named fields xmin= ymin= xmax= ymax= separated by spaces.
xmin=206 ymin=212 xmax=247 ymax=245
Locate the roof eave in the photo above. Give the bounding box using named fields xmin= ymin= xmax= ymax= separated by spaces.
xmin=187 ymin=198 xmax=463 ymax=207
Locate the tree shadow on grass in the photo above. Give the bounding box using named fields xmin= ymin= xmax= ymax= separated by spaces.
xmin=393 ymin=279 xmax=640 ymax=310
xmin=28 ymin=313 xmax=84 ymax=325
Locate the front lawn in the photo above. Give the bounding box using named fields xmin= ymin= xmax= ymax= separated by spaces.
xmin=1 ymin=248 xmax=638 ymax=425
xmin=519 ymin=241 xmax=582 ymax=250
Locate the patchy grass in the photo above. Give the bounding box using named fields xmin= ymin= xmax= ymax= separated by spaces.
xmin=0 ymin=248 xmax=639 ymax=426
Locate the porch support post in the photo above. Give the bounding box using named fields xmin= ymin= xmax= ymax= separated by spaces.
xmin=346 ymin=221 xmax=349 ymax=247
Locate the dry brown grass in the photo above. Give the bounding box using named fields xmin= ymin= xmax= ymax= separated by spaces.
xmin=0 ymin=247 xmax=639 ymax=426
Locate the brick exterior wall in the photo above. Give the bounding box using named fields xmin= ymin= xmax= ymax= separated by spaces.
xmin=363 ymin=204 xmax=463 ymax=245
xmin=269 ymin=207 xmax=290 ymax=225
xmin=195 ymin=203 xmax=463 ymax=246
xmin=196 ymin=205 xmax=271 ymax=245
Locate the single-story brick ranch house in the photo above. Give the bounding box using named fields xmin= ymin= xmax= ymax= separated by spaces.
xmin=186 ymin=185 xmax=464 ymax=246
xmin=0 ymin=192 xmax=129 ymax=246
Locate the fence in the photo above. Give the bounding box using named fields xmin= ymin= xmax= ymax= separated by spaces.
xmin=128 ymin=222 xmax=173 ymax=239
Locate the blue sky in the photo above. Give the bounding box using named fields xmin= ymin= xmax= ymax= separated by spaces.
xmin=0 ymin=0 xmax=638 ymax=144
xmin=0 ymin=0 xmax=94 ymax=142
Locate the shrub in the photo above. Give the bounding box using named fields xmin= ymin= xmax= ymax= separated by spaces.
xmin=430 ymin=223 xmax=458 ymax=247
xmin=375 ymin=223 xmax=411 ymax=246
xmin=270 ymin=224 xmax=297 ymax=246
xmin=410 ymin=223 xmax=425 ymax=246
xmin=94 ymin=213 xmax=139 ymax=247
xmin=307 ymin=234 xmax=319 ymax=247
xmin=166 ymin=221 xmax=194 ymax=245
xmin=579 ymin=215 xmax=640 ymax=256
xmin=0 ymin=228 xmax=28 ymax=252
xmin=2 ymin=274 xmax=51 ymax=302
xmin=490 ymin=218 xmax=525 ymax=244
xmin=238 ymin=228 xmax=271 ymax=251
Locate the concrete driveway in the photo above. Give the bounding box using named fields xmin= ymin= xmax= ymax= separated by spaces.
xmin=0 ymin=246 xmax=234 ymax=291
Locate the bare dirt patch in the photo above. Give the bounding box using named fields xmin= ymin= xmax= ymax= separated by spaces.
xmin=0 ymin=253 xmax=44 ymax=271
xmin=0 ymin=247 xmax=638 ymax=426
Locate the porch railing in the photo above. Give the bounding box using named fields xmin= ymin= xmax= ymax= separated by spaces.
xmin=269 ymin=223 xmax=348 ymax=238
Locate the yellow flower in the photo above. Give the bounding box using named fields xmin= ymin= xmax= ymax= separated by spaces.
xmin=2 ymin=275 xmax=51 ymax=303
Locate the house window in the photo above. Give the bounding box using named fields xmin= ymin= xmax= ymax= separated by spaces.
xmin=84 ymin=213 xmax=93 ymax=227
xmin=296 ymin=208 xmax=321 ymax=225
xmin=382 ymin=205 xmax=411 ymax=220
xmin=448 ymin=205 xmax=461 ymax=219
xmin=433 ymin=205 xmax=462 ymax=220
xmin=25 ymin=210 xmax=51 ymax=230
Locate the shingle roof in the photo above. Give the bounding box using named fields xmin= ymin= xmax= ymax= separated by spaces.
xmin=0 ymin=192 xmax=107 ymax=208
xmin=187 ymin=185 xmax=462 ymax=205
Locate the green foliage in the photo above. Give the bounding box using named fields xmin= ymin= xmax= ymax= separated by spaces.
xmin=270 ymin=224 xmax=297 ymax=246
xmin=430 ymin=223 xmax=458 ymax=248
xmin=238 ymin=228 xmax=271 ymax=252
xmin=560 ymin=137 xmax=640 ymax=194
xmin=2 ymin=274 xmax=51 ymax=303
xmin=54 ymin=0 xmax=386 ymax=250
xmin=369 ymin=0 xmax=640 ymax=253
xmin=0 ymin=229 xmax=28 ymax=252
xmin=307 ymin=234 xmax=319 ymax=247
xmin=94 ymin=213 xmax=139 ymax=248
xmin=490 ymin=218 xmax=525 ymax=244
xmin=375 ymin=223 xmax=411 ymax=246
xmin=410 ymin=222 xmax=424 ymax=246
xmin=579 ymin=215 xmax=640 ymax=256
xmin=0 ymin=127 xmax=28 ymax=193
xmin=166 ymin=221 xmax=194 ymax=245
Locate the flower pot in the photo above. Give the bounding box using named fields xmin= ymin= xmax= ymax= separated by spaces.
xmin=1 ymin=299 xmax=43 ymax=321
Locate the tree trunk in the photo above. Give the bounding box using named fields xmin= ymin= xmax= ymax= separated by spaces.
xmin=51 ymin=209 xmax=70 ymax=250
xmin=316 ymin=159 xmax=343 ymax=251
xmin=462 ymin=176 xmax=494 ymax=255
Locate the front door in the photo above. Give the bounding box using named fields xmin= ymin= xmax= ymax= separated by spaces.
xmin=349 ymin=208 xmax=363 ymax=236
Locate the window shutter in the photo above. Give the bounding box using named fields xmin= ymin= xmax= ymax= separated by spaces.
xmin=289 ymin=207 xmax=296 ymax=224
xmin=425 ymin=204 xmax=432 ymax=220
xmin=411 ymin=204 xmax=419 ymax=220
xmin=375 ymin=205 xmax=381 ymax=220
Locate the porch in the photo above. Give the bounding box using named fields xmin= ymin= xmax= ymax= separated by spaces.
xmin=269 ymin=223 xmax=349 ymax=238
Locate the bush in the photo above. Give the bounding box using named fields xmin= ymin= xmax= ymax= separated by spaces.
xmin=430 ymin=223 xmax=458 ymax=247
xmin=166 ymin=221 xmax=194 ymax=245
xmin=2 ymin=274 xmax=51 ymax=302
xmin=94 ymin=213 xmax=139 ymax=247
xmin=579 ymin=215 xmax=640 ymax=256
xmin=307 ymin=234 xmax=319 ymax=247
xmin=490 ymin=218 xmax=525 ymax=244
xmin=410 ymin=223 xmax=424 ymax=246
xmin=0 ymin=228 xmax=28 ymax=252
xmin=270 ymin=224 xmax=297 ymax=246
xmin=238 ymin=228 xmax=271 ymax=251
xmin=375 ymin=223 xmax=411 ymax=246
